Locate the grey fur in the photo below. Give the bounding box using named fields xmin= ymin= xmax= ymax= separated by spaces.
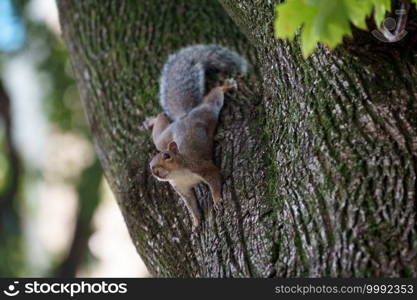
xmin=159 ymin=44 xmax=248 ymax=121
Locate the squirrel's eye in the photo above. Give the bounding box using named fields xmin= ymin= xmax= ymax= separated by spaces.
xmin=163 ymin=153 xmax=171 ymax=160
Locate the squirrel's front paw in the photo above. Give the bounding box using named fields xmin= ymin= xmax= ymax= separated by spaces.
xmin=223 ymin=78 xmax=238 ymax=93
xmin=212 ymin=195 xmax=223 ymax=211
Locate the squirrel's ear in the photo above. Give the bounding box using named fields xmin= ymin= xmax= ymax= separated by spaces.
xmin=168 ymin=141 xmax=179 ymax=154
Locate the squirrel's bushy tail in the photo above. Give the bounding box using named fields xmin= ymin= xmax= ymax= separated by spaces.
xmin=159 ymin=44 xmax=249 ymax=121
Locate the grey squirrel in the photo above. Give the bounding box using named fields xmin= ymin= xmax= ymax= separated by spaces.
xmin=145 ymin=44 xmax=249 ymax=229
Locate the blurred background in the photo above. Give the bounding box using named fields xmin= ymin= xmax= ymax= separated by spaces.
xmin=0 ymin=0 xmax=149 ymax=277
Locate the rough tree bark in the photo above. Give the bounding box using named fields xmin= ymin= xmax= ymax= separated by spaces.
xmin=57 ymin=0 xmax=417 ymax=277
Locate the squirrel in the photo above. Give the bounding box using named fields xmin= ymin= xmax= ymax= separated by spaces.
xmin=145 ymin=44 xmax=249 ymax=229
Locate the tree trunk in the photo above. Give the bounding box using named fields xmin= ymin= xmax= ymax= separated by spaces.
xmin=57 ymin=0 xmax=417 ymax=277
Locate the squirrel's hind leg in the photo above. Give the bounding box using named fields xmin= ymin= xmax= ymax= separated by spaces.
xmin=202 ymin=86 xmax=224 ymax=110
xmin=202 ymin=78 xmax=238 ymax=110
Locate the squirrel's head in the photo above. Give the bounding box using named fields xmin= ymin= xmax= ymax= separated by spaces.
xmin=149 ymin=141 xmax=183 ymax=181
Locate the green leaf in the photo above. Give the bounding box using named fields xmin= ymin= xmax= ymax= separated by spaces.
xmin=345 ymin=0 xmax=374 ymax=29
xmin=274 ymin=0 xmax=317 ymax=40
xmin=373 ymin=0 xmax=391 ymax=26
xmin=274 ymin=0 xmax=393 ymax=58
xmin=313 ymin=0 xmax=351 ymax=48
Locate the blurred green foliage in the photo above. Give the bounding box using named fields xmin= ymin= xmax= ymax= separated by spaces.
xmin=0 ymin=0 xmax=102 ymax=277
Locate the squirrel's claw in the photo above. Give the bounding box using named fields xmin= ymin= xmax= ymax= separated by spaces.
xmin=214 ymin=203 xmax=222 ymax=211
xmin=143 ymin=116 xmax=157 ymax=129
xmin=192 ymin=218 xmax=201 ymax=233
xmin=213 ymin=197 xmax=223 ymax=211
xmin=223 ymin=78 xmax=238 ymax=93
